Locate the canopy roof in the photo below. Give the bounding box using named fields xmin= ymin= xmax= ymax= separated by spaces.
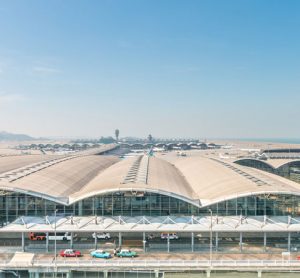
xmin=2 ymin=215 xmax=300 ymax=233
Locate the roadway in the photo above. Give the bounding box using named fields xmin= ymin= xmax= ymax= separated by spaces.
xmin=0 ymin=232 xmax=294 ymax=254
xmin=0 ymin=249 xmax=299 ymax=263
xmin=0 ymin=251 xmax=300 ymax=277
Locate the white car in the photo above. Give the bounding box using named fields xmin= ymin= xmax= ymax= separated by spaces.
xmin=160 ymin=233 xmax=179 ymax=240
xmin=92 ymin=232 xmax=111 ymax=240
xmin=48 ymin=232 xmax=75 ymax=241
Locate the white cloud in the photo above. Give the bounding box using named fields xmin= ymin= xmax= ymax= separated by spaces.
xmin=32 ymin=66 xmax=61 ymax=74
xmin=0 ymin=93 xmax=25 ymax=104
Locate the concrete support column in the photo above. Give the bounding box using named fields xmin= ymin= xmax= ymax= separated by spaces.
xmin=257 ymin=270 xmax=262 ymax=278
xmin=239 ymin=232 xmax=243 ymax=252
xmin=206 ymin=269 xmax=211 ymax=278
xmin=191 ymin=232 xmax=194 ymax=252
xmin=15 ymin=196 xmax=18 ymax=218
xmin=118 ymin=232 xmax=122 ymax=247
xmin=46 ymin=232 xmax=49 ymax=252
xmin=70 ymin=232 xmax=74 ymax=249
xmin=66 ymin=272 xmax=73 ymax=278
xmin=5 ymin=199 xmax=8 ymax=223
xmin=78 ymin=201 xmax=83 ymax=216
xmin=167 ymin=235 xmax=170 ymax=253
xmin=94 ymin=233 xmax=97 ymax=250
xmin=92 ymin=197 xmax=95 ymax=215
xmin=22 ymin=232 xmax=25 ymax=252
xmin=263 ymin=232 xmax=267 ymax=252
xmin=25 ymin=195 xmax=28 ymax=216
xmin=143 ymin=232 xmax=146 ymax=253
xmin=288 ymin=232 xmax=291 ymax=252
xmin=215 ymin=232 xmax=218 ymax=252
xmin=154 ymin=269 xmax=159 ymax=278
xmin=103 ymin=270 xmax=108 ymax=278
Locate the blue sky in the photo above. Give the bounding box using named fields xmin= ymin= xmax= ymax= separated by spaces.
xmin=0 ymin=0 xmax=299 ymax=139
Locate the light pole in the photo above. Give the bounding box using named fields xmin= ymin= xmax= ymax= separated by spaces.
xmin=239 ymin=205 xmax=243 ymax=217
xmin=54 ymin=208 xmax=58 ymax=271
xmin=208 ymin=209 xmax=213 ymax=266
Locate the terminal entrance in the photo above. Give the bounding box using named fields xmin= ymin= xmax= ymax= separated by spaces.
xmin=0 ymin=231 xmax=297 ymax=255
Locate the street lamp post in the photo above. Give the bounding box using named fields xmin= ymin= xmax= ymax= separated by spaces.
xmin=54 ymin=208 xmax=58 ymax=271
xmin=208 ymin=209 xmax=213 ymax=266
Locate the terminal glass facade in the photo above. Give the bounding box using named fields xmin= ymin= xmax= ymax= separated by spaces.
xmin=235 ymin=160 xmax=300 ymax=184
xmin=203 ymin=194 xmax=300 ymax=216
xmin=1 ymin=191 xmax=300 ymax=224
xmin=235 ymin=159 xmax=276 ymax=174
xmin=0 ymin=191 xmax=198 ymax=224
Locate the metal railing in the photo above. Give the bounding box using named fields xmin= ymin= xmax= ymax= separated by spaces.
xmin=1 ymin=259 xmax=300 ymax=269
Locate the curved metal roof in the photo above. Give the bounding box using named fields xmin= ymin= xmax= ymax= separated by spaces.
xmin=1 ymin=149 xmax=300 ymax=207
xmin=234 ymin=158 xmax=300 ymax=169
xmin=164 ymin=155 xmax=300 ymax=207
xmin=0 ymin=154 xmax=62 ymax=175
xmin=7 ymin=155 xmax=119 ymax=200
xmin=69 ymin=155 xmax=199 ymax=205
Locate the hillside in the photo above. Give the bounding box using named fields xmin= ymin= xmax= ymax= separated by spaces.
xmin=0 ymin=131 xmax=35 ymax=141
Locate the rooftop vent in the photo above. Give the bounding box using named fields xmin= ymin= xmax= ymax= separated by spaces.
xmin=212 ymin=159 xmax=269 ymax=186
xmin=123 ymin=155 xmax=149 ymax=184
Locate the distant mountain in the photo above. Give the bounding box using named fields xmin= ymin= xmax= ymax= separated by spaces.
xmin=0 ymin=131 xmax=35 ymax=141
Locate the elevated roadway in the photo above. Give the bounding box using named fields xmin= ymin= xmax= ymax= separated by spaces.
xmin=1 ymin=257 xmax=300 ymax=277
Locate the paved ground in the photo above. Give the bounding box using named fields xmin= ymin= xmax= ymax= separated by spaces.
xmin=33 ymin=251 xmax=300 ymax=261
xmin=0 ymin=235 xmax=298 ymax=261
xmin=0 ymin=253 xmax=15 ymax=261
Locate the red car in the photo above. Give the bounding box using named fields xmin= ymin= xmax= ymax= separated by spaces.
xmin=28 ymin=232 xmax=46 ymax=241
xmin=59 ymin=249 xmax=81 ymax=257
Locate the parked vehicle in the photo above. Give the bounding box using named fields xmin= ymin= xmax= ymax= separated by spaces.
xmin=92 ymin=232 xmax=111 ymax=240
xmin=147 ymin=234 xmax=154 ymax=240
xmin=28 ymin=232 xmax=46 ymax=241
xmin=48 ymin=232 xmax=75 ymax=241
xmin=90 ymin=249 xmax=111 ymax=259
xmin=116 ymin=249 xmax=137 ymax=258
xmin=160 ymin=233 xmax=179 ymax=240
xmin=59 ymin=249 xmax=81 ymax=257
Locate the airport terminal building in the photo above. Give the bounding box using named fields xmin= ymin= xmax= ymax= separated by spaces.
xmin=1 ymin=145 xmax=300 ymax=254
xmin=1 ymin=146 xmax=300 ymax=222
